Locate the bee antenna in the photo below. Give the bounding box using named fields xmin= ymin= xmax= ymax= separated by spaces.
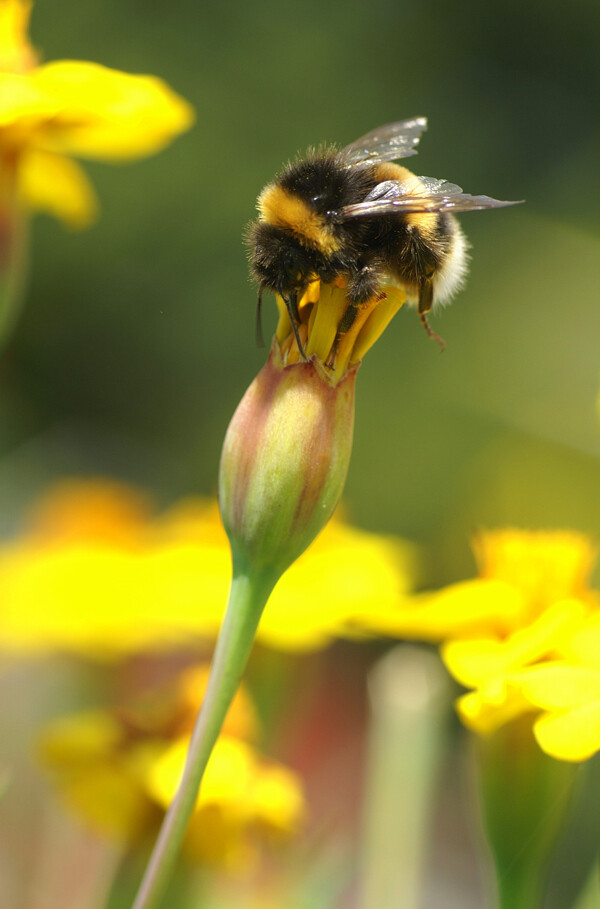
xmin=255 ymin=285 xmax=265 ymax=348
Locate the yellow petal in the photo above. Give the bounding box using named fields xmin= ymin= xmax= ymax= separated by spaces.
xmin=260 ymin=518 xmax=416 ymax=651
xmin=144 ymin=736 xmax=250 ymax=811
xmin=349 ymin=284 xmax=406 ymax=364
xmin=200 ymin=737 xmax=255 ymax=810
xmin=516 ymin=663 xmax=600 ymax=710
xmin=0 ymin=481 xmax=415 ymax=657
xmin=443 ymin=639 xmax=508 ymax=688
xmin=38 ymin=711 xmax=153 ymax=839
xmin=26 ymin=477 xmax=152 ymax=544
xmin=144 ymin=734 xmax=305 ymax=831
xmin=31 ymin=61 xmax=195 ymax=160
xmin=18 ymin=148 xmax=98 ymax=227
xmin=51 ymin=763 xmax=150 ymax=839
xmin=442 ymin=598 xmax=588 ymax=687
xmin=0 ymin=72 xmax=59 ymax=127
xmin=0 ymin=0 xmax=37 ymax=73
xmin=0 ymin=493 xmax=231 ymax=657
xmin=456 ymin=682 xmax=533 ymax=735
xmin=38 ymin=710 xmax=122 ymax=766
xmin=249 ymin=764 xmax=307 ymax=834
xmin=354 ymin=578 xmax=524 ymax=644
xmin=145 ymin=735 xmax=305 ymax=868
xmin=559 ymin=612 xmax=600 ymax=669
xmin=534 ymin=702 xmax=600 ymax=762
xmin=472 ymin=529 xmax=597 ymax=614
xmin=177 ymin=665 xmax=259 ymax=743
xmin=303 ymin=282 xmax=348 ymax=363
xmin=452 ymin=657 xmax=600 ymax=743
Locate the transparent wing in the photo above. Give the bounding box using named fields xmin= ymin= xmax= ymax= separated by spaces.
xmin=342 ymin=118 xmax=428 ymax=164
xmin=340 ymin=177 xmax=521 ymax=217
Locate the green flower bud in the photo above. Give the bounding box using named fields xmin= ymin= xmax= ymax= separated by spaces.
xmin=219 ymin=342 xmax=357 ymax=587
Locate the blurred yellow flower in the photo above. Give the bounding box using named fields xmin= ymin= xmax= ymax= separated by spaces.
xmin=39 ymin=664 xmax=305 ymax=868
xmin=0 ymin=0 xmax=194 ymax=228
xmin=0 ymin=478 xmax=416 ymax=657
xmin=357 ymin=529 xmax=597 ymax=641
xmin=441 ymin=531 xmax=597 ymax=735
xmin=464 ymin=613 xmax=600 ymax=762
xmin=146 ymin=735 xmax=306 ymax=868
xmin=355 ymin=527 xmax=600 ymax=761
xmin=408 ymin=529 xmax=600 ymax=762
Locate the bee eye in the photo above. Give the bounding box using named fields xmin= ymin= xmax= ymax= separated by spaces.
xmin=284 ymin=262 xmax=303 ymax=285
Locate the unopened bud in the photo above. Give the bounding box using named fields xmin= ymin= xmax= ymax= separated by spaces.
xmin=219 ymin=342 xmax=356 ymax=586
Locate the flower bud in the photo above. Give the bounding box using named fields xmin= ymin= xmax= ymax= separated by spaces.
xmin=219 ymin=342 xmax=356 ymax=586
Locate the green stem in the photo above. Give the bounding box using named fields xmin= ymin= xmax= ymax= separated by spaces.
xmin=131 ymin=570 xmax=275 ymax=909
xmin=496 ymin=868 xmax=543 ymax=909
xmin=476 ymin=723 xmax=576 ymax=909
xmin=0 ymin=197 xmax=28 ymax=353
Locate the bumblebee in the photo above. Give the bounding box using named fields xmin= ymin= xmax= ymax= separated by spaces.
xmin=248 ymin=118 xmax=517 ymax=355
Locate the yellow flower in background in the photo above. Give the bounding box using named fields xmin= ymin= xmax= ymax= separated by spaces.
xmin=147 ymin=735 xmax=305 ymax=868
xmin=7 ymin=483 xmax=599 ymax=766
xmin=0 ymin=478 xmax=416 ymax=657
xmin=470 ymin=529 xmax=596 ymax=625
xmin=467 ymin=613 xmax=600 ymax=762
xmin=39 ymin=664 xmax=305 ymax=868
xmin=0 ymin=0 xmax=194 ymax=228
xmin=356 ymin=528 xmax=597 ymax=641
xmin=433 ymin=530 xmax=599 ymax=758
xmin=352 ymin=527 xmax=600 ymax=761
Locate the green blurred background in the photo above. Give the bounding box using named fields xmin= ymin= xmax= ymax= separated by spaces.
xmin=2 ymin=0 xmax=599 ymax=586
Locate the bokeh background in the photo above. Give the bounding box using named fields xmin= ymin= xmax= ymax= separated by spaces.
xmin=1 ymin=1 xmax=600 ymax=906
xmin=2 ymin=0 xmax=599 ymax=571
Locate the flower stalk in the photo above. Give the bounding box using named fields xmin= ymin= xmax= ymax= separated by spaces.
xmin=477 ymin=719 xmax=577 ymax=909
xmin=133 ymin=273 xmax=406 ymax=905
xmin=133 ymin=334 xmax=358 ymax=908
xmin=131 ymin=573 xmax=273 ymax=909
xmin=0 ymin=164 xmax=27 ymax=351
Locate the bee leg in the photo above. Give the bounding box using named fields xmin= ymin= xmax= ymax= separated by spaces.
xmin=282 ymin=290 xmax=307 ymax=360
xmin=347 ymin=263 xmax=380 ymax=306
xmin=325 ymin=264 xmax=381 ymax=369
xmin=418 ymin=279 xmax=445 ymax=351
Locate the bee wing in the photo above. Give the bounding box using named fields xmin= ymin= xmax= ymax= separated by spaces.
xmin=342 ymin=118 xmax=428 ymax=164
xmin=340 ymin=177 xmax=521 ymax=217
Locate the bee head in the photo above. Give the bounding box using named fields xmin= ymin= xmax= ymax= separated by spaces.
xmin=247 ymin=222 xmax=317 ymax=297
